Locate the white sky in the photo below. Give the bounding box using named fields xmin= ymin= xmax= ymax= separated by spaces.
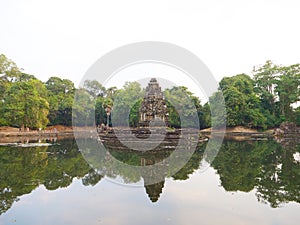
xmin=1 ymin=0 xmax=300 ymax=100
xmin=104 ymin=63 xmax=208 ymax=101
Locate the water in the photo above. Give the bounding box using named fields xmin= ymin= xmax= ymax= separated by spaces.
xmin=0 ymin=137 xmax=299 ymax=225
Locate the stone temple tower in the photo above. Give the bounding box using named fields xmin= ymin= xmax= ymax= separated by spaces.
xmin=139 ymin=78 xmax=168 ymax=127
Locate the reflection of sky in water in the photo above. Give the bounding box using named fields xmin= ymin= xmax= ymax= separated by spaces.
xmin=294 ymin=152 xmax=300 ymax=163
xmin=1 ymin=167 xmax=299 ymax=225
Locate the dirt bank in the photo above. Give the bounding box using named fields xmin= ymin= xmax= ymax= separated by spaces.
xmin=0 ymin=125 xmax=74 ymax=138
xmin=200 ymin=126 xmax=274 ymax=141
xmin=200 ymin=126 xmax=259 ymax=133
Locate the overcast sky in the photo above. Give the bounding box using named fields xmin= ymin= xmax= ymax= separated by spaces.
xmin=1 ymin=0 xmax=300 ymax=94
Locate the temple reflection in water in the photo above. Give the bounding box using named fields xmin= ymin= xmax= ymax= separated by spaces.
xmin=1 ymin=137 xmax=300 ymax=215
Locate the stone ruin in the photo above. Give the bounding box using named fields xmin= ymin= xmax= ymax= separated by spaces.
xmin=138 ymin=78 xmax=168 ymax=128
xmin=274 ymin=122 xmax=300 ymax=148
xmin=274 ymin=122 xmax=300 ymax=136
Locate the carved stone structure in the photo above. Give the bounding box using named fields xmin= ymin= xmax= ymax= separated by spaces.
xmin=139 ymin=78 xmax=168 ymax=127
xmin=274 ymin=122 xmax=300 ymax=137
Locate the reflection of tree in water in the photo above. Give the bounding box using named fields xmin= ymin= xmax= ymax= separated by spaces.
xmin=0 ymin=138 xmax=205 ymax=214
xmin=82 ymin=168 xmax=103 ymax=186
xmin=103 ymin=139 xmax=206 ymax=202
xmin=212 ymin=140 xmax=300 ymax=208
xmin=212 ymin=141 xmax=264 ymax=192
xmin=4 ymin=138 xmax=298 ymax=212
xmin=0 ymin=139 xmax=96 ymax=215
xmin=256 ymin=139 xmax=300 ymax=208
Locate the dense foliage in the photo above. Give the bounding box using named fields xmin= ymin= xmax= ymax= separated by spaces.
xmin=207 ymin=61 xmax=300 ymax=129
xmin=0 ymin=54 xmax=299 ymax=129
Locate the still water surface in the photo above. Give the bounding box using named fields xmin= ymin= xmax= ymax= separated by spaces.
xmin=0 ymin=138 xmax=299 ymax=225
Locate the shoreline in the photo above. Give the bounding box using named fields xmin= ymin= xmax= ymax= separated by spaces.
xmin=0 ymin=125 xmax=274 ymax=143
xmin=0 ymin=127 xmax=270 ymax=136
xmin=1 ymin=125 xmax=298 ymax=143
xmin=0 ymin=126 xmax=274 ymax=136
xmin=0 ymin=130 xmax=74 ymax=137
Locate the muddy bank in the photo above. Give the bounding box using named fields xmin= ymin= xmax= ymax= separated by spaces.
xmin=0 ymin=135 xmax=74 ymax=144
xmin=0 ymin=125 xmax=298 ymax=144
xmin=0 ymin=126 xmax=75 ymax=143
xmin=200 ymin=126 xmax=274 ymax=141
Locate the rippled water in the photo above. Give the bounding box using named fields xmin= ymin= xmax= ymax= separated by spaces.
xmin=0 ymin=137 xmax=299 ymax=225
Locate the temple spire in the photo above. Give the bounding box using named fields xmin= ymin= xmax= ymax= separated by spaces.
xmin=139 ymin=78 xmax=168 ymax=127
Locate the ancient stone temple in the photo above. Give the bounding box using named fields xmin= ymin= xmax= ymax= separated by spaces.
xmin=139 ymin=78 xmax=168 ymax=127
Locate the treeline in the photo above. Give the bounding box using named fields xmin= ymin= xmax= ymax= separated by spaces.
xmin=0 ymin=54 xmax=76 ymax=129
xmin=1 ymin=54 xmax=299 ymax=130
xmin=210 ymin=61 xmax=300 ymax=129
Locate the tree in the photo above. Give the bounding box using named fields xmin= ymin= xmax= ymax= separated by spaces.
xmin=199 ymin=102 xmax=211 ymax=129
xmin=72 ymin=88 xmax=95 ymax=126
xmin=208 ymin=91 xmax=226 ymax=128
xmin=253 ymin=61 xmax=280 ymax=126
xmin=45 ymin=77 xmax=75 ymax=126
xmin=111 ymin=82 xmax=143 ymax=127
xmin=295 ymin=107 xmax=300 ymax=126
xmin=45 ymin=77 xmax=74 ymax=94
xmin=164 ymin=86 xmax=200 ymax=128
xmin=275 ymin=64 xmax=300 ymax=121
xmin=0 ymin=55 xmax=17 ymax=125
xmin=94 ymin=96 xmax=107 ymax=126
xmin=106 ymin=86 xmax=118 ymax=100
xmin=0 ymin=79 xmax=10 ymax=125
xmin=0 ymin=54 xmax=22 ymax=82
xmin=223 ymin=86 xmax=247 ymax=126
xmin=219 ymin=74 xmax=267 ymax=129
xmin=83 ymin=79 xmax=106 ymax=98
xmin=3 ymin=79 xmax=49 ymax=129
xmin=80 ymin=80 xmax=119 ymax=127
xmin=253 ymin=61 xmax=300 ymax=126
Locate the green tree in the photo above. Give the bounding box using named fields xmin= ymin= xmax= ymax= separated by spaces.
xmin=72 ymin=88 xmax=95 ymax=126
xmin=253 ymin=61 xmax=281 ymax=126
xmin=199 ymin=102 xmax=211 ymax=129
xmin=45 ymin=77 xmax=75 ymax=126
xmin=172 ymin=145 xmax=204 ymax=180
xmin=106 ymin=86 xmax=118 ymax=100
xmin=295 ymin=107 xmax=300 ymax=126
xmin=0 ymin=54 xmax=22 ymax=82
xmin=255 ymin=141 xmax=300 ymax=208
xmin=219 ymin=74 xmax=266 ymax=129
xmin=83 ymin=79 xmax=106 ymax=98
xmin=0 ymin=80 xmax=10 ymax=125
xmin=94 ymin=96 xmax=107 ymax=126
xmin=3 ymin=79 xmax=49 ymax=129
xmin=111 ymin=82 xmax=143 ymax=127
xmin=164 ymin=86 xmax=200 ymax=128
xmin=276 ymin=64 xmax=300 ymax=121
xmin=208 ymin=91 xmax=226 ymax=128
xmin=80 ymin=80 xmax=118 ymax=127
xmin=0 ymin=139 xmax=93 ymax=215
xmin=212 ymin=141 xmax=265 ymax=192
xmin=253 ymin=61 xmax=300 ymax=126
xmin=0 ymin=54 xmax=23 ymax=126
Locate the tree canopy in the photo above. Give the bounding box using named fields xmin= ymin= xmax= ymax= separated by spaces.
xmin=0 ymin=54 xmax=299 ymax=129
